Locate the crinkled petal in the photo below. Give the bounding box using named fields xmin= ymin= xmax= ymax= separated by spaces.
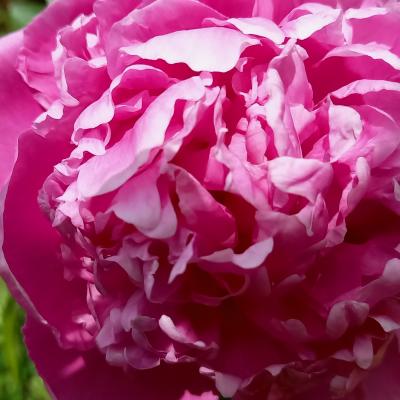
xmin=24 ymin=317 xmax=216 ymax=400
xmin=18 ymin=0 xmax=94 ymax=106
xmin=74 ymin=65 xmax=169 ymax=130
xmin=78 ymin=76 xmax=207 ymax=197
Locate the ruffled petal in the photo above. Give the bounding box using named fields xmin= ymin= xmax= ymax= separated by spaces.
xmin=18 ymin=0 xmax=95 ymax=106
xmin=24 ymin=317 xmax=216 ymax=400
xmin=77 ymin=77 xmax=207 ymax=196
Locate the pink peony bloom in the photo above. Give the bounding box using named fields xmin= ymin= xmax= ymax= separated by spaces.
xmin=1 ymin=0 xmax=400 ymax=398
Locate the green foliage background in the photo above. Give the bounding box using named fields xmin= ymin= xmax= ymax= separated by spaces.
xmin=0 ymin=281 xmax=50 ymax=399
xmin=0 ymin=0 xmax=46 ymax=34
xmin=1 ymin=1 xmax=51 ymax=399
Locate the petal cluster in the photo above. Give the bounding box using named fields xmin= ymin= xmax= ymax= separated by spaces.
xmin=1 ymin=0 xmax=400 ymax=399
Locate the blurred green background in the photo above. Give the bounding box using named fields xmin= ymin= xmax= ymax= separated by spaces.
xmin=0 ymin=0 xmax=47 ymax=34
xmin=0 ymin=281 xmax=49 ymax=399
xmin=1 ymin=2 xmax=51 ymax=399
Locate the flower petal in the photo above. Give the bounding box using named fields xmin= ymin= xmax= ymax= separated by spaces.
xmin=122 ymin=27 xmax=259 ymax=73
xmin=0 ymin=32 xmax=41 ymax=192
xmin=0 ymin=32 xmax=42 ymax=318
xmin=268 ymin=157 xmax=333 ymax=203
xmin=78 ymin=77 xmax=207 ymax=197
xmin=24 ymin=317 xmax=216 ymax=400
xmin=3 ymin=132 xmax=91 ymax=349
xmin=18 ymin=0 xmax=94 ymax=106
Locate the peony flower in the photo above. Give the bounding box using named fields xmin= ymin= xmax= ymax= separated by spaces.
xmin=1 ymin=0 xmax=400 ymax=398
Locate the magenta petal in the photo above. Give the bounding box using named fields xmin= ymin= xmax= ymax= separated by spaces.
xmin=18 ymin=0 xmax=94 ymax=106
xmin=0 ymin=32 xmax=41 ymax=191
xmin=268 ymin=157 xmax=333 ymax=203
xmin=24 ymin=317 xmax=216 ymax=400
xmin=3 ymin=132 xmax=91 ymax=348
xmin=357 ymin=341 xmax=400 ymax=400
xmin=0 ymin=31 xmax=42 ymax=314
xmin=200 ymin=0 xmax=255 ymax=18
xmin=77 ymin=77 xmax=207 ymax=197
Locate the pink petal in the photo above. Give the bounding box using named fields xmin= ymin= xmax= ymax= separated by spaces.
xmin=262 ymin=41 xmax=312 ymax=157
xmin=18 ymin=0 xmax=94 ymax=106
xmin=175 ymin=168 xmax=236 ymax=247
xmin=94 ymin=0 xmax=142 ymax=35
xmin=78 ymin=77 xmax=207 ymax=197
xmin=344 ymin=6 xmax=400 ymax=54
xmin=323 ymin=44 xmax=400 ymax=71
xmin=357 ymin=341 xmax=400 ymax=400
xmin=181 ymin=391 xmax=218 ymax=400
xmin=75 ymin=65 xmax=169 ymax=130
xmin=0 ymin=32 xmax=41 ymax=192
xmin=110 ymin=162 xmax=177 ymax=239
xmin=268 ymin=40 xmax=313 ymax=108
xmin=332 ymin=79 xmax=400 ymax=99
xmin=0 ymin=31 xmax=41 ymax=317
xmin=200 ymin=0 xmax=255 ymax=18
xmin=328 ymin=104 xmax=362 ymax=160
xmin=326 ymin=301 xmax=370 ymax=339
xmin=24 ymin=317 xmax=216 ymax=400
xmin=201 ymin=239 xmax=274 ymax=270
xmin=104 ymin=0 xmax=225 ymax=76
xmin=122 ymin=27 xmax=259 ymax=73
xmin=353 ymin=335 xmax=374 ymax=369
xmin=169 ymin=236 xmax=195 ymax=283
xmin=282 ymin=4 xmax=341 ymax=40
xmin=268 ymin=157 xmax=333 ymax=203
xmin=331 ymin=79 xmax=400 ymax=123
xmin=206 ymin=17 xmax=284 ymax=44
xmin=3 ymin=132 xmax=91 ymax=349
xmin=357 ymin=259 xmax=400 ymax=307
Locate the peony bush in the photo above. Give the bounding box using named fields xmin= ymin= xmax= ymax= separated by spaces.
xmin=1 ymin=0 xmax=400 ymax=398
